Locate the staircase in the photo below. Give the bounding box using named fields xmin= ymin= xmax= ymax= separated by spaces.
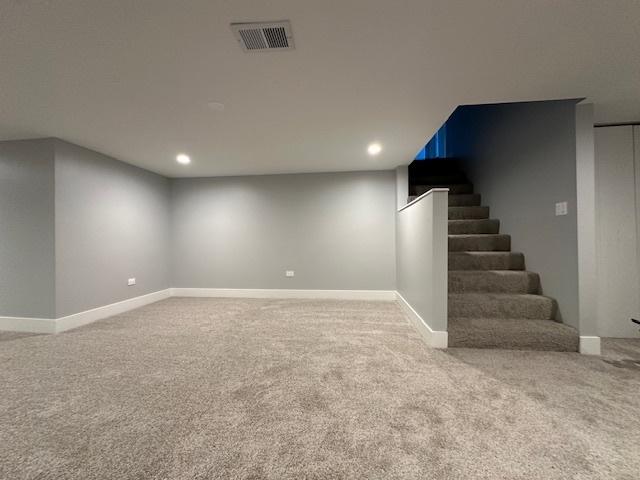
xmin=409 ymin=160 xmax=579 ymax=351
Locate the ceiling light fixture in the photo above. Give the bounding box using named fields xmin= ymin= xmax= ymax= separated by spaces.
xmin=207 ymin=101 xmax=225 ymax=112
xmin=367 ymin=143 xmax=382 ymax=156
xmin=176 ymin=154 xmax=191 ymax=165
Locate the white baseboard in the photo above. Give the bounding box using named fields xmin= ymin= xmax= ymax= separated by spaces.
xmin=579 ymin=336 xmax=601 ymax=355
xmin=0 ymin=289 xmax=171 ymax=335
xmin=170 ymin=288 xmax=396 ymax=301
xmin=55 ymin=289 xmax=171 ymax=333
xmin=0 ymin=288 xmax=392 ymax=335
xmin=395 ymin=292 xmax=448 ymax=349
xmin=0 ymin=316 xmax=57 ymax=334
xmin=1 ymin=288 xmax=596 ymax=356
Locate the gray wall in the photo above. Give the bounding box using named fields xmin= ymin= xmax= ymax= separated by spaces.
xmin=54 ymin=140 xmax=171 ymax=317
xmin=0 ymin=139 xmax=56 ymax=318
xmin=396 ymin=190 xmax=449 ymax=333
xmin=171 ymin=171 xmax=396 ymax=290
xmin=447 ymin=100 xmax=580 ymax=329
xmin=2 ymin=139 xmax=397 ymax=321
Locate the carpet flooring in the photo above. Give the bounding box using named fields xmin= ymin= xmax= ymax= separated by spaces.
xmin=1 ymin=297 xmax=639 ymax=479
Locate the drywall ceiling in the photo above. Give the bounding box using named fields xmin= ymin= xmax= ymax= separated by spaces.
xmin=1 ymin=1 xmax=639 ymax=177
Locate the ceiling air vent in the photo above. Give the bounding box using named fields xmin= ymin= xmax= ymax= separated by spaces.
xmin=231 ymin=21 xmax=294 ymax=52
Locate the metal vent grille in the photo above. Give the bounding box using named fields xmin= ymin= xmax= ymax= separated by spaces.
xmin=231 ymin=21 xmax=294 ymax=52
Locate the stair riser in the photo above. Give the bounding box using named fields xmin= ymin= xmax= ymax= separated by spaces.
xmin=448 ymin=219 xmax=499 ymax=234
xmin=413 ymin=184 xmax=473 ymax=195
xmin=448 ymin=317 xmax=578 ymax=351
xmin=449 ymin=235 xmax=511 ymax=252
xmin=448 ymin=295 xmax=557 ymax=320
xmin=448 ymin=253 xmax=525 ymax=270
xmin=449 ymin=194 xmax=481 ymax=207
xmin=448 ymin=206 xmax=489 ymax=220
xmin=448 ymin=272 xmax=540 ymax=294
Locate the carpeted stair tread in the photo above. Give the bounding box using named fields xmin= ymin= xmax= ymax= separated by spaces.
xmin=449 ymin=194 xmax=481 ymax=207
xmin=449 ymin=234 xmax=511 ymax=252
xmin=448 ymin=317 xmax=579 ymax=351
xmin=449 ymin=270 xmax=540 ymax=294
xmin=448 ymin=252 xmax=525 ymax=270
xmin=413 ymin=184 xmax=473 ymax=195
xmin=448 ymin=293 xmax=557 ymax=319
xmin=408 ymin=194 xmax=481 ymax=207
xmin=448 ymin=206 xmax=489 ymax=219
xmin=408 ymin=159 xmax=573 ymax=352
xmin=449 ymin=219 xmax=500 ymax=234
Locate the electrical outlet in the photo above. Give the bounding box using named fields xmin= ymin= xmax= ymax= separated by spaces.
xmin=555 ymin=201 xmax=568 ymax=216
xmin=285 ymin=270 xmax=295 ymax=277
xmin=127 ymin=278 xmax=136 ymax=286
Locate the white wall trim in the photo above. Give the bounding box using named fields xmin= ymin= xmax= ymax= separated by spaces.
xmin=576 ymin=102 xmax=600 ymax=338
xmin=0 ymin=316 xmax=57 ymax=334
xmin=579 ymin=336 xmax=601 ymax=355
xmin=171 ymin=288 xmax=396 ymax=301
xmin=0 ymin=289 xmax=171 ymax=334
xmin=397 ymin=187 xmax=449 ymax=212
xmin=395 ymin=291 xmax=448 ymax=348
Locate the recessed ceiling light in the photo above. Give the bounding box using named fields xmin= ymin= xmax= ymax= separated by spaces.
xmin=176 ymin=154 xmax=191 ymax=165
xmin=207 ymin=101 xmax=225 ymax=112
xmin=367 ymin=143 xmax=382 ymax=156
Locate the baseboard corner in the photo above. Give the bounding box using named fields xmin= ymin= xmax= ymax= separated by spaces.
xmin=1 ymin=289 xmax=172 ymax=335
xmin=0 ymin=316 xmax=57 ymax=334
xmin=55 ymin=288 xmax=172 ymax=333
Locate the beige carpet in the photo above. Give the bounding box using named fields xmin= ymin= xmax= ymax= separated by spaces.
xmin=1 ymin=297 xmax=639 ymax=479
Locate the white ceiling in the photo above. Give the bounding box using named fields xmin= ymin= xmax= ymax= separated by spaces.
xmin=1 ymin=1 xmax=639 ymax=177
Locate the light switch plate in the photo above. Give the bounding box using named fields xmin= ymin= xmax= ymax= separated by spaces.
xmin=555 ymin=201 xmax=568 ymax=216
xmin=128 ymin=278 xmax=136 ymax=286
xmin=285 ymin=270 xmax=295 ymax=277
